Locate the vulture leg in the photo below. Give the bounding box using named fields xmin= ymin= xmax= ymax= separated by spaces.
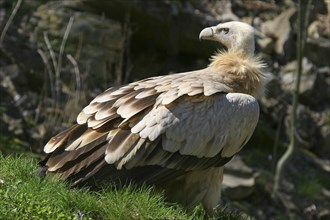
xmin=201 ymin=167 xmax=224 ymax=216
xmin=159 ymin=166 xmax=224 ymax=216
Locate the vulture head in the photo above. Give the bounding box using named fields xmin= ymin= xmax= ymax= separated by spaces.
xmin=199 ymin=21 xmax=255 ymax=55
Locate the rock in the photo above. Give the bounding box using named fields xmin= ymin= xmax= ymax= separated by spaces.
xmin=279 ymin=58 xmax=330 ymax=108
xmin=301 ymin=150 xmax=330 ymax=173
xmin=322 ymin=188 xmax=330 ymax=199
xmin=205 ymin=0 xmax=239 ymax=22
xmin=303 ymin=7 xmax=329 ymax=67
xmin=277 ymin=192 xmax=297 ymax=211
xmin=301 ymin=66 xmax=330 ymax=108
xmin=261 ymin=8 xmax=296 ymax=63
xmin=222 ymin=174 xmax=255 ymax=200
xmin=0 ymin=65 xmax=28 ymax=140
xmin=319 ymin=209 xmax=330 ymax=220
xmin=19 ymin=1 xmax=123 ymax=89
xmin=295 ymin=105 xmax=319 ymax=149
xmin=278 ymin=57 xmax=329 ymax=155
xmin=320 ymin=117 xmax=330 ymax=158
xmin=2 ymin=113 xmax=24 ymax=136
xmin=222 ymin=156 xmax=256 ymax=199
xmin=280 ymin=58 xmax=313 ymax=88
xmin=308 ymin=15 xmax=330 ymax=39
xmin=224 ymin=155 xmax=254 ymax=175
xmin=303 ymin=204 xmax=317 ymax=219
xmin=232 ymin=0 xmax=277 ymax=18
xmin=306 ymin=38 xmax=330 ymax=67
xmin=0 ymin=65 xmax=21 ymax=101
xmin=257 ymin=37 xmax=274 ymax=54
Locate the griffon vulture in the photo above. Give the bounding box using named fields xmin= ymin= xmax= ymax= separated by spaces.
xmin=39 ymin=21 xmax=271 ymax=215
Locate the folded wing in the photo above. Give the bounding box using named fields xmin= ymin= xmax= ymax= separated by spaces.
xmin=42 ymin=70 xmax=259 ymax=186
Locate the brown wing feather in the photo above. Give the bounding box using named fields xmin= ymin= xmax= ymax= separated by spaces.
xmin=44 ymin=125 xmax=86 ymax=153
xmin=45 ymin=126 xmax=107 ymax=171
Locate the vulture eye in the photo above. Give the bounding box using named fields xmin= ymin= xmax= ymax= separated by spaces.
xmin=219 ymin=28 xmax=229 ymax=34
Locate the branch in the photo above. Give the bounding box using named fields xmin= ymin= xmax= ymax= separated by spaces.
xmin=66 ymin=54 xmax=81 ymax=103
xmin=0 ymin=0 xmax=22 ymax=46
xmin=43 ymin=32 xmax=58 ymax=73
xmin=272 ymin=0 xmax=312 ymax=198
xmin=37 ymin=49 xmax=56 ymax=101
xmin=55 ymin=16 xmax=74 ymax=97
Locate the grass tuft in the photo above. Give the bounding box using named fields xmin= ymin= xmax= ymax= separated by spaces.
xmin=0 ymin=154 xmax=243 ymax=220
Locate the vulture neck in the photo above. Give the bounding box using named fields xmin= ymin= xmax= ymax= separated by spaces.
xmin=208 ymin=50 xmax=268 ymax=97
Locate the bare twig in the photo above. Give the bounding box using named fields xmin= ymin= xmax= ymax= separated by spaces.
xmin=272 ymin=0 xmax=312 ymax=198
xmin=37 ymin=49 xmax=56 ymax=101
xmin=36 ymin=16 xmax=77 ymax=137
xmin=37 ymin=49 xmax=59 ymax=131
xmin=74 ymin=33 xmax=84 ymax=61
xmin=55 ymin=16 xmax=74 ymax=97
xmin=43 ymin=32 xmax=58 ymax=73
xmin=272 ymin=108 xmax=285 ymax=173
xmin=51 ymin=15 xmax=74 ymax=123
xmin=0 ymin=0 xmax=22 ymax=46
xmin=67 ymin=54 xmax=81 ymax=103
xmin=67 ymin=54 xmax=82 ymax=123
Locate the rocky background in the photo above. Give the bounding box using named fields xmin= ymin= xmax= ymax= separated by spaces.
xmin=0 ymin=0 xmax=329 ymax=219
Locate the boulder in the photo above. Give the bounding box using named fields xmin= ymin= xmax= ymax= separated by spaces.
xmin=279 ymin=58 xmax=330 ymax=108
xmin=261 ymin=8 xmax=296 ymax=63
xmin=19 ymin=1 xmax=123 ymax=90
xmin=223 ymin=156 xmax=256 ymax=199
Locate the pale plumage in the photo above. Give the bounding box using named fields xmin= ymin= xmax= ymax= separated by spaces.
xmin=40 ymin=21 xmax=271 ymax=215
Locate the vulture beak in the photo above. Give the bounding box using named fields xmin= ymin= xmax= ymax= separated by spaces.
xmin=199 ymin=27 xmax=215 ymax=41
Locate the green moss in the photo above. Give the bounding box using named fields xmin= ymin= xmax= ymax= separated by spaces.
xmin=287 ymin=153 xmax=329 ymax=201
xmin=297 ymin=178 xmax=322 ymax=199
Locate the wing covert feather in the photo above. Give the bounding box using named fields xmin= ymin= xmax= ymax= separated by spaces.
xmin=130 ymin=93 xmax=259 ymax=162
xmin=163 ymin=93 xmax=259 ymax=158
